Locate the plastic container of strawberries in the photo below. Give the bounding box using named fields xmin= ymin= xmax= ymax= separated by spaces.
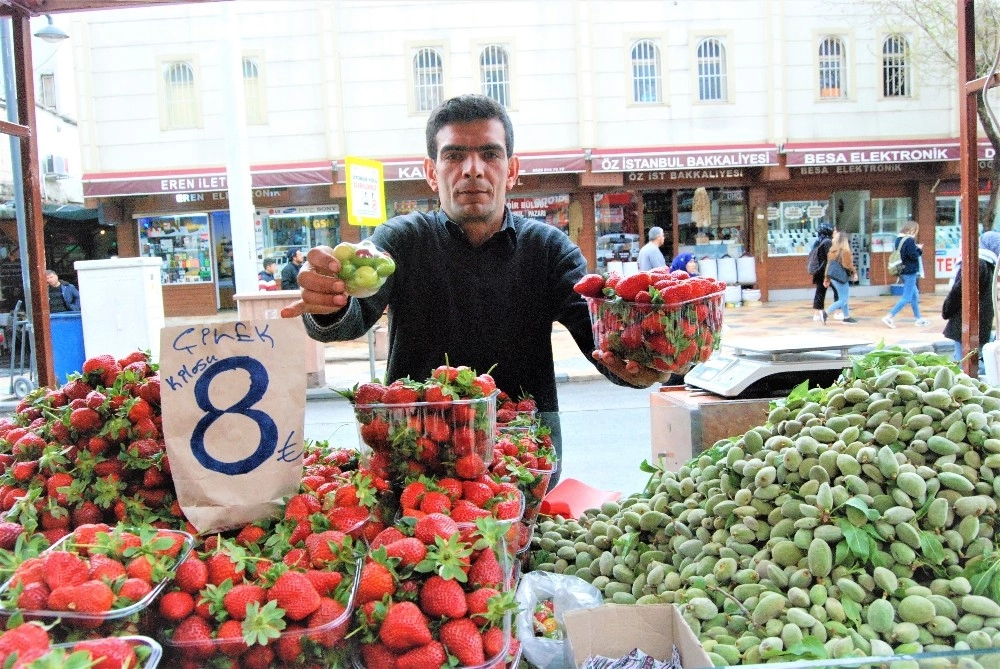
xmin=161 ymin=557 xmax=362 ymax=664
xmin=585 ymin=289 xmax=725 ymax=377
xmin=0 ymin=528 xmax=195 ymax=626
xmin=52 ymin=635 xmax=163 ymax=669
xmin=355 ymin=390 xmax=499 ymax=485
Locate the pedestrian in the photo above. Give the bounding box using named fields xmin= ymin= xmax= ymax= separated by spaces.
xmin=941 ymin=230 xmax=1000 ymax=362
xmin=281 ymin=248 xmax=304 ymax=290
xmin=882 ymin=221 xmax=929 ymax=328
xmin=637 ymin=226 xmax=666 ymax=271
xmin=809 ymin=225 xmax=836 ymax=322
xmin=822 ymin=230 xmax=858 ymax=324
xmin=45 ymin=269 xmax=80 ymax=312
xmin=281 ymin=93 xmax=660 ymax=484
xmin=669 ymin=252 xmax=699 ymax=276
xmin=258 ymin=259 xmax=279 ymax=291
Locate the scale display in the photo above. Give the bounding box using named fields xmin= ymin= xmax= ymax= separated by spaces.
xmin=684 ymin=336 xmax=871 ymax=398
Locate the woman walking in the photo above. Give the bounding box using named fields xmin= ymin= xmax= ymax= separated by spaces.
xmin=822 ymin=230 xmax=858 ymax=324
xmin=810 ymin=225 xmax=836 ymax=321
xmin=883 ymin=221 xmax=929 ymax=328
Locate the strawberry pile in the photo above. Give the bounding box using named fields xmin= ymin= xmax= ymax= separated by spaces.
xmin=574 ymin=268 xmax=726 ymax=375
xmin=0 ymin=620 xmax=154 ymax=668
xmin=354 ymin=515 xmax=519 ymax=668
xmin=0 ymin=524 xmax=191 ymax=634
xmin=494 ymin=391 xmax=537 ymax=430
xmin=346 ymin=365 xmax=500 ymax=492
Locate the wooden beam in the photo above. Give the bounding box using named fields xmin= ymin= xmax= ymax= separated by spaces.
xmin=959 ymin=0 xmax=979 ymax=378
xmin=966 ymin=72 xmax=1000 ymax=94
xmin=0 ymin=118 xmax=29 ymax=138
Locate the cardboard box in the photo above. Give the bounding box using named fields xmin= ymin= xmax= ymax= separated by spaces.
xmin=563 ymin=604 xmax=712 ymax=668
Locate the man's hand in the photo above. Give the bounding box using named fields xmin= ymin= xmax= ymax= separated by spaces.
xmin=592 ymin=350 xmax=667 ymax=388
xmin=280 ymin=246 xmax=351 ymax=318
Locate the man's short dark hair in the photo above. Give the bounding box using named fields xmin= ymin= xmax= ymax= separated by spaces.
xmin=425 ymin=94 xmax=514 ymax=160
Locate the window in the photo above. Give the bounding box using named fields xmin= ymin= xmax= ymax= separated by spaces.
xmin=480 ymin=44 xmax=510 ymax=107
xmin=882 ymin=34 xmax=910 ymax=97
xmin=696 ymin=38 xmax=727 ymax=102
xmin=413 ymin=47 xmax=444 ymax=113
xmin=243 ymin=56 xmax=266 ymax=125
xmin=631 ymin=39 xmax=661 ymax=103
xmin=163 ymin=60 xmax=199 ymax=128
xmin=818 ymin=37 xmax=847 ymax=98
xmin=38 ymin=73 xmax=56 ymax=108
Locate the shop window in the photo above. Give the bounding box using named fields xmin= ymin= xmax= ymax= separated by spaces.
xmin=630 ymin=39 xmax=661 ymax=104
xmin=38 ymin=73 xmax=56 ymax=109
xmin=765 ymin=200 xmax=833 ymax=256
xmin=506 ymin=194 xmax=570 ymax=233
xmin=392 ymin=199 xmax=439 ymax=216
xmin=594 ymin=193 xmax=639 ymax=273
xmin=243 ymin=55 xmax=267 ymax=125
xmin=818 ymin=36 xmax=847 ymax=99
xmin=161 ymin=60 xmax=200 ymax=129
xmin=256 ymin=206 xmax=341 ymax=269
xmin=138 ymin=214 xmax=213 ymax=284
xmin=413 ymin=47 xmax=444 ymax=113
xmin=480 ymin=44 xmax=511 ymax=108
xmin=696 ymin=38 xmax=727 ymax=102
xmin=882 ymin=34 xmax=910 ymax=97
xmin=935 ymin=194 xmax=992 ymax=280
xmin=677 ymin=188 xmax=745 ymax=259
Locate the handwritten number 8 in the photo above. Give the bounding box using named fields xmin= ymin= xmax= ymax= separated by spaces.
xmin=190 ymin=356 xmax=278 ymax=475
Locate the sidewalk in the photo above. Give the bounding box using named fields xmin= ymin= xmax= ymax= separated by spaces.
xmin=0 ymin=292 xmax=955 ymax=412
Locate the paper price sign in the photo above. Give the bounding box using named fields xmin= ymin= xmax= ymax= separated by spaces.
xmin=160 ymin=319 xmax=306 ymax=534
xmin=345 ymin=155 xmax=387 ymax=226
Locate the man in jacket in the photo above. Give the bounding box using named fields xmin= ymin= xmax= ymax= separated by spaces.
xmin=281 ymin=248 xmax=304 ymax=290
xmin=45 ymin=270 xmax=80 ymax=312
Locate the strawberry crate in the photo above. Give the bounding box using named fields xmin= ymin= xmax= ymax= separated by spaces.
xmin=355 ymin=391 xmax=499 ymax=490
xmin=0 ymin=526 xmax=194 ymax=636
xmin=160 ymin=557 xmax=362 ymax=667
xmin=53 ymin=635 xmax=163 ymax=669
xmin=585 ymin=289 xmax=725 ymax=377
xmin=0 ymin=629 xmax=162 ymax=669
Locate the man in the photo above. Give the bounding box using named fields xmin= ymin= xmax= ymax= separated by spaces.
xmin=637 ymin=226 xmax=666 ymax=271
xmin=45 ymin=270 xmax=80 ymax=312
xmin=281 ymin=248 xmax=304 ymax=290
xmin=258 ymin=259 xmax=279 ymax=291
xmin=281 ymin=94 xmax=659 ymax=478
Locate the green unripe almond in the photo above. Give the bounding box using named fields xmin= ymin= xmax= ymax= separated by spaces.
xmin=898 ymin=595 xmax=936 ymax=624
xmin=807 ymin=538 xmax=833 ymax=578
xmin=866 ymin=598 xmax=896 ymax=634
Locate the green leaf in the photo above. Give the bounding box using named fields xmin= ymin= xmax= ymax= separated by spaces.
xmin=839 ymin=519 xmax=869 ymax=560
xmin=919 ymin=531 xmax=945 ymax=565
xmin=834 ymin=539 xmax=850 ymax=566
xmin=785 ymin=380 xmax=811 ymax=405
xmin=842 ymin=597 xmax=862 ymax=625
xmin=638 ymin=459 xmax=659 ymax=474
xmin=843 ymin=498 xmax=881 ymax=522
xmin=785 ymin=637 xmax=829 ymax=660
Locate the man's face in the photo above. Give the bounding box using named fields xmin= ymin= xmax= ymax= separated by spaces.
xmin=424 ymin=119 xmax=519 ymax=228
xmin=292 ymin=251 xmax=303 ymax=265
xmin=45 ymin=274 xmax=58 ymax=287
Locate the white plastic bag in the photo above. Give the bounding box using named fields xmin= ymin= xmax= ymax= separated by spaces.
xmin=515 ymin=571 xmax=604 ymax=669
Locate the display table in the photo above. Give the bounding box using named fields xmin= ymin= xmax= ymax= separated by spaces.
xmin=233 ymin=291 xmax=325 ymax=389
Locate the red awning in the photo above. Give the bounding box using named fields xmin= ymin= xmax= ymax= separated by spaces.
xmin=82 ymin=161 xmax=335 ymax=197
xmin=335 ymin=150 xmax=588 ymax=182
xmin=782 ymin=138 xmax=971 ymax=166
xmin=590 ymin=144 xmax=780 ymax=173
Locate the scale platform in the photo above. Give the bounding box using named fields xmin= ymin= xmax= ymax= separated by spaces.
xmin=684 ymin=335 xmax=872 ymax=398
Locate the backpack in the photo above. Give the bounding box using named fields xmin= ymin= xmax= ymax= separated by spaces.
xmin=887 ymin=249 xmax=903 ymax=276
xmin=806 ymin=244 xmax=824 ymax=275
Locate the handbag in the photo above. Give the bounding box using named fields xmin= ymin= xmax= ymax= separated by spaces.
xmin=827 ymin=258 xmax=850 ymax=283
xmin=887 ymin=249 xmax=903 ymax=276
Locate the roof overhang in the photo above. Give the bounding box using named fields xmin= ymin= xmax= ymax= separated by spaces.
xmin=0 ymin=0 xmax=224 ymax=18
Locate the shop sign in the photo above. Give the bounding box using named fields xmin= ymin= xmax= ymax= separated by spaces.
xmin=936 ymin=247 xmax=960 ymax=279
xmin=507 ymin=194 xmax=570 ymax=218
xmin=806 ymin=204 xmax=827 ymax=219
xmin=593 ymin=145 xmax=778 ymax=173
xmin=83 ymin=162 xmax=334 ymax=198
xmin=336 ymin=151 xmax=587 ymax=182
xmin=626 ymin=168 xmax=745 ymax=182
xmin=795 ymin=164 xmax=905 ymax=175
xmin=784 ymin=139 xmax=964 ymax=167
xmin=766 ymin=206 xmax=781 ymax=221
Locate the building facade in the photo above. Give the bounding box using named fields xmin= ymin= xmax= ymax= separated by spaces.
xmin=68 ymin=0 xmax=985 ymax=315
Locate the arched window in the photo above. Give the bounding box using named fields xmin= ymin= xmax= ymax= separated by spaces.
xmin=481 ymin=44 xmax=510 ymax=107
xmin=818 ymin=37 xmax=847 ymax=98
xmin=697 ymin=38 xmax=727 ymax=101
xmin=164 ymin=61 xmax=198 ymax=128
xmin=882 ymin=34 xmax=910 ymax=97
xmin=414 ymin=47 xmax=444 ymax=113
xmin=243 ymin=57 xmax=266 ymax=125
xmin=631 ymin=39 xmax=661 ymax=103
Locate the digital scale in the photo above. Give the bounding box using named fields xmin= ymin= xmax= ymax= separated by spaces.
xmin=684 ymin=335 xmax=872 ymax=398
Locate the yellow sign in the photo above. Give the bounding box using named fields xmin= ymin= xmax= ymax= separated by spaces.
xmin=345 ymin=156 xmax=387 ymax=226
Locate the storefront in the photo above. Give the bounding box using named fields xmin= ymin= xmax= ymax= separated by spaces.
xmin=83 ymin=162 xmax=336 ymax=315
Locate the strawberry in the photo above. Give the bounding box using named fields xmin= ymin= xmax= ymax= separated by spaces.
xmin=361 ymin=642 xmax=400 ymax=669
xmin=285 ymin=492 xmax=321 ymax=520
xmin=356 ymin=560 xmax=396 ymax=605
xmin=440 ymin=617 xmax=486 ymax=665
xmin=306 ymin=597 xmax=349 ymax=647
xmin=399 ymin=481 xmax=427 ymax=510
xmin=16 ymin=582 xmax=49 ymax=610
xmin=414 ymin=513 xmax=459 ymax=545
xmin=468 ymin=549 xmax=505 ymax=588
xmin=223 ymin=583 xmax=267 ymax=620
xmin=82 ymin=353 xmax=118 ymax=381
xmin=171 ymin=615 xmax=214 ymax=660
xmin=71 ymin=501 xmax=104 ymax=527
xmin=158 ymin=590 xmax=195 ymax=621
xmin=615 ymin=272 xmax=652 ymax=301
xmin=381 ymin=382 xmax=420 ymax=405
xmin=304 ymin=529 xmax=347 ymax=567
xmin=242 ymin=645 xmax=275 ymax=669
xmin=482 ymin=625 xmax=507 ymax=659
xmin=573 ymin=273 xmax=606 ymax=298
xmin=304 ymin=569 xmax=343 ymax=596
xmin=370 ymin=526 xmax=406 ymax=550
xmin=384 ymin=537 xmax=427 ymax=568
xmin=465 ymin=587 xmax=500 ymax=625
xmin=60 ymin=579 xmax=115 ymax=613
xmin=215 ymin=618 xmax=248 ymax=658
xmin=235 ymin=524 xmax=267 ymax=547
xmin=206 ymin=551 xmax=244 ymax=586
xmin=419 ymin=491 xmax=451 ymax=515
xmin=43 ymin=551 xmax=89 ymax=590
xmin=419 ymin=574 xmax=468 ymax=619
xmin=268 ymin=570 xmax=321 ymax=621
xmin=69 ymin=407 xmax=102 ymax=434
xmin=0 ymin=521 xmax=23 ymax=550
xmin=174 ymin=556 xmax=209 ymax=594
xmin=398 ymin=641 xmax=448 ymax=669
xmin=455 ymin=454 xmax=486 ymax=479
xmin=379 ymin=601 xmax=433 ymax=652
xmin=12 ymin=433 xmax=45 ymax=458
xmin=72 ymin=637 xmax=138 ymax=669
xmin=472 ymin=373 xmax=497 ymax=397
xmin=353 ymin=381 xmax=388 ymax=405
xmin=88 ymin=553 xmax=127 ymax=582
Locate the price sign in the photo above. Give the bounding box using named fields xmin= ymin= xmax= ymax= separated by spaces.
xmin=806 ymin=204 xmax=827 ymax=219
xmin=160 ymin=319 xmax=306 ymax=533
xmin=345 ymin=156 xmax=387 ymax=226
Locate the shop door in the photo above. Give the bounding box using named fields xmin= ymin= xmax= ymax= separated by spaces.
xmin=211 ymin=212 xmax=235 ymax=309
xmin=643 ymin=192 xmax=674 ymax=261
xmin=831 ymin=191 xmax=871 ymax=286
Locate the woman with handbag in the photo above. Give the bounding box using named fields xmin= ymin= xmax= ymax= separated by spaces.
xmin=822 ymin=230 xmax=858 ymax=324
xmin=882 ymin=221 xmax=928 ymax=328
